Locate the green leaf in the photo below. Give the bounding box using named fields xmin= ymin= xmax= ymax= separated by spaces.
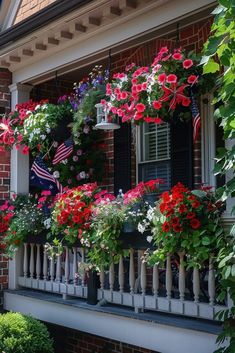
xmin=230 ymin=118 xmax=235 ymax=129
xmin=202 ymin=236 xmax=210 ymax=245
xmin=191 ymin=189 xmax=207 ymax=198
xmin=203 ymin=58 xmax=220 ymax=74
xmin=231 ymin=264 xmax=235 ymax=277
xmin=219 ymin=0 xmax=230 ymax=7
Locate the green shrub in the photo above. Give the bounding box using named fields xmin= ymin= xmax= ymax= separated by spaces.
xmin=0 ymin=312 xmax=54 ymax=353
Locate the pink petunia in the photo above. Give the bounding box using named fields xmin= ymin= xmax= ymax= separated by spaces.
xmin=152 ymin=101 xmax=162 ymax=110
xmin=187 ymin=75 xmax=198 ymax=84
xmin=22 ymin=145 xmax=29 ymax=155
xmin=135 ymin=103 xmax=146 ymax=113
xmin=172 ymin=52 xmax=182 ymax=60
xmin=134 ymin=112 xmax=143 ymax=120
xmin=183 ymin=59 xmax=193 ymax=69
xmin=166 ymin=74 xmax=177 ymax=84
xmin=158 ymin=73 xmax=166 ymax=84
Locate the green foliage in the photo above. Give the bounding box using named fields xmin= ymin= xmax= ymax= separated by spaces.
xmin=88 ymin=202 xmax=126 ymax=269
xmin=0 ymin=312 xmax=54 ymax=353
xmin=202 ymin=1 xmax=235 ymax=352
xmin=3 ymin=195 xmax=46 ymax=257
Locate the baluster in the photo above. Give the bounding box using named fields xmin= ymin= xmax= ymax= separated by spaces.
xmin=153 ymin=264 xmax=159 ymax=296
xmin=56 ymin=251 xmax=62 ymax=282
xmin=29 ymin=243 xmax=35 ymax=279
xmin=166 ymin=254 xmax=172 ymax=300
xmin=109 ymin=262 xmax=114 ymax=292
xmin=178 ymin=252 xmax=185 ymax=301
xmin=23 ymin=243 xmax=28 ymax=278
xmin=119 ymin=255 xmax=124 ymax=293
xmin=72 ymin=247 xmax=77 ymax=285
xmin=43 ymin=247 xmax=48 ymax=281
xmin=129 ymin=249 xmax=135 ymax=294
xmin=208 ymin=256 xmax=215 ymax=305
xmin=36 ymin=244 xmax=41 ymax=280
xmin=140 ymin=251 xmax=146 ymax=296
xmin=50 ymin=255 xmax=55 ymax=281
xmin=100 ymin=266 xmax=105 ymax=291
xmin=64 ymin=246 xmax=70 ymax=285
xmin=193 ymin=266 xmax=200 ymax=303
xmin=81 ymin=248 xmax=85 ymax=287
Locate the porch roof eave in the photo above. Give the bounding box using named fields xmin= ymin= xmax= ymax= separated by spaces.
xmin=0 ymin=0 xmax=217 ymax=84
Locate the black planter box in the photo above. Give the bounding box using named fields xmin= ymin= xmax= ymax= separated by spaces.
xmin=87 ymin=270 xmax=99 ymax=305
xmin=120 ymin=230 xmax=153 ymax=249
xmin=25 ymin=232 xmax=82 ymax=247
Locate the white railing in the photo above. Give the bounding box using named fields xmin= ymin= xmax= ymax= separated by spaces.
xmin=18 ymin=242 xmax=228 ymax=320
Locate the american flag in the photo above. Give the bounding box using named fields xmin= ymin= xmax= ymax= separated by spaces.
xmin=190 ymin=90 xmax=201 ymax=142
xmin=30 ymin=155 xmax=63 ymax=194
xmin=52 ymin=136 xmax=73 ymax=165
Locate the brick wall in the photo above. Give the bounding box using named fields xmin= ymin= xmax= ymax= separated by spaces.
xmin=14 ymin=0 xmax=57 ymax=24
xmin=0 ymin=68 xmax=11 ymax=308
xmin=47 ymin=323 xmax=160 ymax=353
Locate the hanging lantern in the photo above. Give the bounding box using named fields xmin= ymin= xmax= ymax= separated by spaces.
xmin=95 ymin=103 xmax=120 ymax=130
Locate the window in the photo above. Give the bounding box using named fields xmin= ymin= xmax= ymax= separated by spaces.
xmin=138 ymin=120 xmax=193 ymax=190
xmin=138 ymin=122 xmax=171 ymax=191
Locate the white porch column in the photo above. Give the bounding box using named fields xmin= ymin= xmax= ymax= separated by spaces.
xmin=201 ymin=94 xmax=216 ymax=188
xmin=223 ymin=138 xmax=235 ymax=222
xmin=9 ymin=83 xmax=33 ymax=195
xmin=8 ymin=83 xmax=33 ymax=290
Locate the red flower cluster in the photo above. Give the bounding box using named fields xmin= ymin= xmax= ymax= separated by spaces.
xmin=52 ymin=183 xmax=115 ymax=242
xmin=0 ymin=201 xmax=14 ymax=235
xmin=0 ymin=99 xmax=48 ymax=153
xmin=159 ymin=183 xmax=202 ymax=234
xmin=102 ymin=47 xmax=201 ymax=125
xmin=123 ymin=178 xmax=164 ymax=205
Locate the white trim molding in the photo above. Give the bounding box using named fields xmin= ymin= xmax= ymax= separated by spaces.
xmin=4 ymin=291 xmax=219 ymax=353
xmin=5 ymin=0 xmax=216 ymax=84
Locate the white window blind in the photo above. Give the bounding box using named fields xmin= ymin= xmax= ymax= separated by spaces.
xmin=138 ymin=122 xmax=171 ymax=190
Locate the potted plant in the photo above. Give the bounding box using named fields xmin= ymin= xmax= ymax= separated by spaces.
xmin=101 ymin=47 xmax=215 ymax=125
xmin=1 ymin=192 xmax=53 ymax=257
xmin=148 ymin=183 xmax=225 ymax=268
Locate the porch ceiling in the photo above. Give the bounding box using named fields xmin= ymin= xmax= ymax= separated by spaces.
xmin=0 ymin=0 xmax=216 ymax=84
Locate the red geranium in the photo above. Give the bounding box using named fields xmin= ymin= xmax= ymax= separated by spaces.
xmin=190 ymin=218 xmax=201 ymax=229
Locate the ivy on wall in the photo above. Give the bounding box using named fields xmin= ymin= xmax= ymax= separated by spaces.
xmin=202 ymin=1 xmax=235 ymax=352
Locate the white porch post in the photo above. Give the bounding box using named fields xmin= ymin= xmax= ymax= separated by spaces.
xmin=8 ymin=83 xmax=33 ymax=290
xmin=201 ymin=94 xmax=216 ymax=188
xmin=9 ymin=83 xmax=33 ymax=195
xmin=223 ymin=138 xmax=235 ymax=222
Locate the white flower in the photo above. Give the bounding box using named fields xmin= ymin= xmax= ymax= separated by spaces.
xmin=147 ymin=236 xmax=153 ymax=243
xmin=40 ymin=134 xmax=46 ymax=140
xmin=62 ymin=159 xmax=68 ymax=165
xmin=79 ymin=171 xmax=86 ymax=179
xmin=46 ymin=128 xmax=51 ymax=133
xmin=73 ymin=156 xmax=78 ymax=162
xmin=34 ymin=128 xmax=41 ymax=134
xmin=53 ymin=141 xmax=58 ymax=148
xmin=44 ymin=218 xmax=51 ymax=229
xmin=138 ymin=223 xmax=146 ymax=234
xmin=53 ymin=171 xmax=60 ymax=178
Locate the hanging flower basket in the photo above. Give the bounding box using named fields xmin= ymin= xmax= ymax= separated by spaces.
xmin=100 ymin=47 xmax=215 ymax=126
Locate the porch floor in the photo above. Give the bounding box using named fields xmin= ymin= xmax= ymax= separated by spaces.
xmin=5 ymin=289 xmax=222 ymax=335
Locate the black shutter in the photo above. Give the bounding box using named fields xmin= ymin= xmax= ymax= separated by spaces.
xmin=171 ymin=120 xmax=193 ymax=188
xmin=114 ymin=122 xmax=132 ymax=195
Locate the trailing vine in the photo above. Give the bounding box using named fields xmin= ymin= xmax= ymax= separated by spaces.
xmin=202 ymin=1 xmax=235 ymax=352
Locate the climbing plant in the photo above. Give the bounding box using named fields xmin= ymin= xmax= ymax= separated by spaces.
xmin=202 ymin=1 xmax=235 ymax=352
